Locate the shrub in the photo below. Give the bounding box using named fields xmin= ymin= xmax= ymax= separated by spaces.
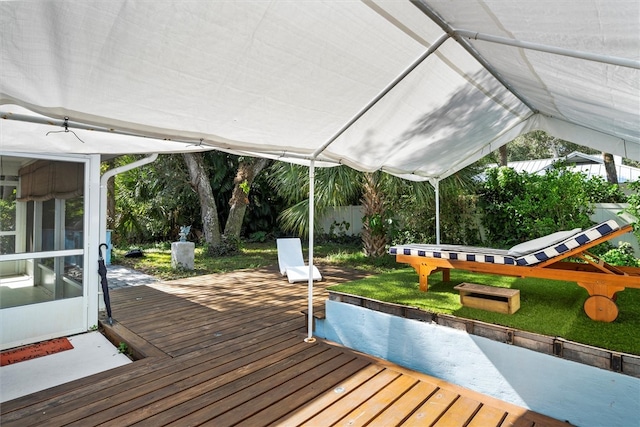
xmin=390 ymin=193 xmax=482 ymax=247
xmin=601 ymin=242 xmax=639 ymax=267
xmin=205 ymin=235 xmax=242 ymax=256
xmin=624 ymin=180 xmax=640 ymax=241
xmin=479 ymin=166 xmax=595 ymax=247
xmin=583 ymin=175 xmax=626 ymax=203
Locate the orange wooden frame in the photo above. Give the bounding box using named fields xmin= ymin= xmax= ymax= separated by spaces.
xmin=395 ymin=224 xmax=640 ymax=322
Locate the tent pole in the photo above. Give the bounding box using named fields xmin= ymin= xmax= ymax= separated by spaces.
xmin=300 ymin=35 xmax=452 ymax=344
xmin=309 ymin=32 xmax=450 ymax=159
xmin=304 ymin=160 xmax=316 ymax=343
xmin=435 ymin=179 xmax=441 ymax=245
xmin=454 ymin=30 xmax=640 ymax=70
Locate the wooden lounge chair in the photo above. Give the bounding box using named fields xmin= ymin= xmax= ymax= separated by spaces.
xmin=389 ymin=220 xmax=640 ymax=322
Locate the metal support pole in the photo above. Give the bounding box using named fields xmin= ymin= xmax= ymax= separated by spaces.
xmin=305 ymin=160 xmax=316 ymax=343
xmin=434 ymin=180 xmax=441 ymax=245
xmin=454 ymin=29 xmax=640 ymax=70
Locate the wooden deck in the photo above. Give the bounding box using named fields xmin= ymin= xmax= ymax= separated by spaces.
xmin=1 ymin=265 xmax=568 ymax=426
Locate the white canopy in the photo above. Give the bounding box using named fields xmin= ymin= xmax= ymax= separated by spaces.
xmin=1 ymin=0 xmax=639 ymax=181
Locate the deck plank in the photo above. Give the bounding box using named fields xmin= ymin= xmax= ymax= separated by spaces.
xmin=402 ymin=388 xmax=459 ymax=426
xmin=239 ymin=357 xmax=373 ymax=426
xmin=467 ymin=405 xmax=508 ymax=427
xmin=434 ymin=395 xmax=483 ymax=426
xmin=1 ymin=266 xmax=568 ymax=427
xmin=336 ymin=374 xmax=419 ymax=427
xmin=367 ymin=381 xmax=438 ymax=426
xmin=25 ymin=336 xmax=304 ymax=426
xmin=95 ymin=341 xmax=333 ymax=426
xmin=269 ymin=364 xmax=385 ymax=426
xmin=203 ymin=352 xmax=361 ymax=426
xmin=299 ymin=369 xmax=402 ymax=426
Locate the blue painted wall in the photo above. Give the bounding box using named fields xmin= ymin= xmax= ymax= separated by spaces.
xmin=316 ymin=300 xmax=640 ymax=427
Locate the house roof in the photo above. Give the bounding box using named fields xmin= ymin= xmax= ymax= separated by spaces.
xmin=494 ymin=152 xmax=640 ymax=183
xmin=1 ymin=1 xmax=639 ymax=181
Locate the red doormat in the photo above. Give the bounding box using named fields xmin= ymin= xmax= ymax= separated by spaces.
xmin=1 ymin=337 xmax=74 ymax=366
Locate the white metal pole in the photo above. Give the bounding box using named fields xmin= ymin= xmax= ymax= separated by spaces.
xmin=305 ymin=161 xmax=316 ymax=343
xmin=454 ymin=29 xmax=640 ymax=70
xmin=435 ymin=179 xmax=441 ymax=245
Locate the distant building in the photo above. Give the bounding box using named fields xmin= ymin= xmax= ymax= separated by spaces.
xmin=490 ymin=151 xmax=640 ymax=183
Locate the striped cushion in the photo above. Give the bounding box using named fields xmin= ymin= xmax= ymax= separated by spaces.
xmin=515 ymin=220 xmax=620 ymax=265
xmin=389 ymin=220 xmax=621 ymax=267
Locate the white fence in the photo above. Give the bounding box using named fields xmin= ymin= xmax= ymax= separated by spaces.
xmin=317 ymin=205 xmax=364 ymax=236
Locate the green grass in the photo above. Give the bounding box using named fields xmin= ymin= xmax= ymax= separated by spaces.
xmin=329 ymin=269 xmax=640 ymax=355
xmin=112 ymin=241 xmax=390 ymax=281
xmin=112 ymin=241 xmax=640 ymax=355
xmin=113 ymin=243 xmax=279 ymax=280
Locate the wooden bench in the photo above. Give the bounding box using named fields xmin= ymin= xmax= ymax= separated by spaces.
xmin=454 ymin=283 xmax=520 ymax=314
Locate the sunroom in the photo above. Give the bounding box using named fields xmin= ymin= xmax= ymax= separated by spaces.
xmin=1 ymin=153 xmax=101 ymax=350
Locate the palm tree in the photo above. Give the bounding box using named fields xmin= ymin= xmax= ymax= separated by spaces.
xmin=360 ymin=172 xmax=388 ymax=257
xmin=268 ymin=162 xmax=475 ymax=257
xmin=268 ymin=163 xmax=361 ymax=237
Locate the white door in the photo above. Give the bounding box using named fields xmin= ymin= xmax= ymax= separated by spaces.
xmin=0 ymin=153 xmax=100 ymax=350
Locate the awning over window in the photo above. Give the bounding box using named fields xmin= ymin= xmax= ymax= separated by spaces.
xmin=18 ymin=160 xmax=83 ymax=202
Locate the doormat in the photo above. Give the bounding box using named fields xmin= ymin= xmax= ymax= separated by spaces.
xmin=1 ymin=337 xmax=74 ymax=366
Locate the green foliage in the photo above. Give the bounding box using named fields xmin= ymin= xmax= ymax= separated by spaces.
xmin=316 ymin=221 xmax=360 ymax=245
xmin=239 ymin=180 xmax=250 ymax=195
xmin=113 ymin=154 xmax=199 ymax=243
xmin=0 ymin=190 xmax=16 ymax=230
xmin=602 ymin=242 xmax=639 ymax=267
xmin=111 ymin=153 xmax=285 ymax=244
xmin=362 ymin=212 xmax=388 ymax=237
xmin=501 ymin=130 xmax=599 ymax=163
xmin=480 ymin=166 xmax=596 ymax=247
xmin=329 ymin=220 xmax=350 ymax=236
xmin=268 ymin=163 xmax=361 ymax=237
xmin=388 ymin=170 xmax=481 ymax=246
xmin=0 ymin=196 xmax=16 ymax=254
xmin=438 ymin=194 xmax=483 ymax=246
xmin=624 ymin=180 xmax=640 ymax=241
xmin=117 ymin=342 xmax=129 ymax=354
xmin=248 ymin=231 xmax=268 ymax=243
xmin=238 ymin=163 xmax=286 ymax=237
xmin=581 ymin=174 xmax=626 ymax=203
xmin=206 ymin=235 xmax=242 ymax=257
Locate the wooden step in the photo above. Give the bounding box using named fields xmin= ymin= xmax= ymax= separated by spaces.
xmin=454 ymin=282 xmax=520 ymax=314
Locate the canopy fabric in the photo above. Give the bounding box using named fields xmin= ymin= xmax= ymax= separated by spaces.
xmin=1 ymin=0 xmax=639 ymax=180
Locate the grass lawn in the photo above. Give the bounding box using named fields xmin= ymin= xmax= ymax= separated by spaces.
xmin=328 ymin=269 xmax=640 ymax=356
xmin=112 ymin=241 xmax=389 ymax=280
xmin=114 ymin=243 xmax=280 ymax=280
xmin=113 ymin=241 xmax=640 ymax=355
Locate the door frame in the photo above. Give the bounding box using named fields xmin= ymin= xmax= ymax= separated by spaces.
xmin=0 ymin=152 xmax=100 ymax=350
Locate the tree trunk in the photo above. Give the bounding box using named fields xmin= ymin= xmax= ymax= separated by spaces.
xmin=224 ymin=157 xmax=270 ymax=239
xmin=361 ymin=172 xmax=388 ymax=257
xmin=603 ymin=152 xmax=618 ymax=184
xmin=498 ymin=145 xmax=508 ymax=166
xmin=182 ymin=152 xmax=221 ymax=246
